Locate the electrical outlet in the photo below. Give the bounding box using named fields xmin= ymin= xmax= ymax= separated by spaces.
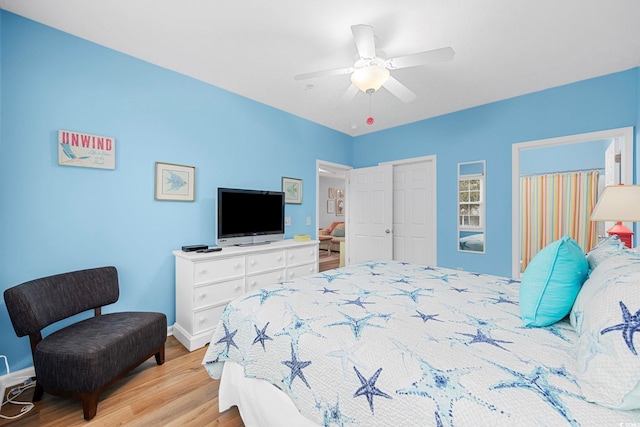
xmin=306 ymin=216 xmax=311 ymax=226
xmin=284 ymin=216 xmax=291 ymax=226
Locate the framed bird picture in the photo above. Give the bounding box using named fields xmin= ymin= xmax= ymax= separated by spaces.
xmin=155 ymin=162 xmax=196 ymax=201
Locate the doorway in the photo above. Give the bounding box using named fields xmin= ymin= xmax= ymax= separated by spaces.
xmin=511 ymin=127 xmax=633 ymax=278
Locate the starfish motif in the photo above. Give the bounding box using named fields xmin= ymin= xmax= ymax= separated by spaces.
xmin=281 ymin=344 xmax=312 ymax=389
xmin=327 ymin=312 xmax=386 ymax=340
xmin=353 ymin=367 xmax=392 ymax=414
xmin=397 ymin=359 xmax=496 ymax=427
xmin=275 ymin=310 xmax=324 ymax=351
xmin=243 ymin=287 xmax=290 ymax=305
xmin=428 ymin=273 xmax=458 ymax=283
xmin=340 ymin=296 xmax=374 ymax=309
xmin=319 ymin=271 xmax=350 ymax=284
xmin=490 ymin=363 xmax=582 ymax=426
xmin=326 ymin=339 xmax=367 ymax=378
xmin=450 ymin=286 xmax=469 ymax=293
xmin=322 ymin=396 xmax=355 ymax=427
xmin=321 ymin=286 xmax=339 ymax=294
xmin=363 ymin=261 xmax=387 ymax=270
xmin=579 ymin=325 xmax=616 ymax=372
xmin=412 ymin=310 xmax=443 ymax=324
xmin=457 ymin=328 xmax=512 ymax=351
xmin=252 ymin=322 xmax=273 ymax=351
xmin=214 ymin=323 xmax=239 ymax=354
xmin=391 ymin=287 xmax=433 ymax=303
xmin=420 ymin=266 xmax=437 ymax=271
xmin=601 ymin=301 xmax=640 ymax=355
xmin=487 ymin=296 xmax=517 ymax=305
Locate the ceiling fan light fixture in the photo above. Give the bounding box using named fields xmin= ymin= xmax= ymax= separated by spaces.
xmin=351 ymin=65 xmax=390 ymax=93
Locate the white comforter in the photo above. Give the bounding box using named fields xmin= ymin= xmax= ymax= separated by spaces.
xmin=203 ymin=261 xmax=640 ymax=426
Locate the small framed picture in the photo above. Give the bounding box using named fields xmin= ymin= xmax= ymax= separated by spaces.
xmin=155 ymin=162 xmax=195 ymax=202
xmin=328 ymin=187 xmax=336 ymax=199
xmin=327 ymin=199 xmax=336 ymax=214
xmin=282 ymin=177 xmax=302 ymax=204
xmin=336 ymin=199 xmax=345 ymax=216
xmin=336 ymin=189 xmax=344 ymax=198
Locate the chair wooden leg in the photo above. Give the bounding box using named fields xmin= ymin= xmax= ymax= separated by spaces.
xmin=32 ymin=381 xmax=44 ymax=401
xmin=81 ymin=391 xmax=99 ymax=420
xmin=154 ymin=343 xmax=165 ymax=365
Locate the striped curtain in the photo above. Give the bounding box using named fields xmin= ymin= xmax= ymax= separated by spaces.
xmin=520 ymin=171 xmax=599 ymax=272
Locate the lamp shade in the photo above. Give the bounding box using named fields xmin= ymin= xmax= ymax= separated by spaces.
xmin=590 ymin=185 xmax=640 ymax=222
xmin=351 ymin=65 xmax=390 ymax=93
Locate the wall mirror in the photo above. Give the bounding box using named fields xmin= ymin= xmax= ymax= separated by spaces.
xmin=458 ymin=160 xmax=486 ymax=253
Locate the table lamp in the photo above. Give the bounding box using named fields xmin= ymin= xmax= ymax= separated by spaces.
xmin=590 ymin=184 xmax=640 ymax=248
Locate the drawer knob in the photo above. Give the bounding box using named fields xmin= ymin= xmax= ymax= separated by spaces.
xmin=198 ymin=317 xmax=206 ymax=324
xmin=199 ymin=269 xmax=208 ymax=275
xmin=235 ymin=284 xmax=242 ymax=291
xmin=250 ymin=281 xmax=257 ymax=288
xmin=250 ymin=260 xmax=256 ymax=266
xmin=198 ymin=292 xmax=207 ymax=299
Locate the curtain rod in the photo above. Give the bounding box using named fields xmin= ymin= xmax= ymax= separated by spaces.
xmin=520 ymin=168 xmax=603 ymax=178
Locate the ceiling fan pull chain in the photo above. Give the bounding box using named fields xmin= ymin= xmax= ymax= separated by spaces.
xmin=367 ymin=93 xmax=374 ymax=125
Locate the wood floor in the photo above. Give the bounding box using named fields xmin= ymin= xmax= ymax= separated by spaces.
xmin=318 ymin=251 xmax=340 ymax=271
xmin=0 ymin=336 xmax=244 ymax=427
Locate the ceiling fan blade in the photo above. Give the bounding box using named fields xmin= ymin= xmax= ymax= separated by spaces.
xmin=351 ymin=24 xmax=376 ymax=59
xmin=385 ymin=47 xmax=455 ymax=70
xmin=383 ymin=76 xmax=417 ymax=103
xmin=294 ymin=67 xmax=353 ymax=81
xmin=336 ymin=84 xmax=359 ymax=108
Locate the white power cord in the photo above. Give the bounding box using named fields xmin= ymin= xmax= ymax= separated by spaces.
xmin=0 ymin=355 xmax=35 ymax=420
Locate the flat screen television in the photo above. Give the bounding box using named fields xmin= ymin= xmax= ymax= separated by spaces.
xmin=216 ymin=187 xmax=285 ymax=246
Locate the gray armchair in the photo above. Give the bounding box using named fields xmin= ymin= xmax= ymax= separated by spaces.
xmin=3 ymin=266 xmax=167 ymax=420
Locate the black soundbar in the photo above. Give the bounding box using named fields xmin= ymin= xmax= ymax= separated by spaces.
xmin=181 ymin=244 xmax=208 ymax=252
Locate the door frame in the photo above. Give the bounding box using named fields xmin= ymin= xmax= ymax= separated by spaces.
xmin=316 ymin=160 xmax=352 ymax=239
xmin=511 ymin=126 xmax=634 ymax=278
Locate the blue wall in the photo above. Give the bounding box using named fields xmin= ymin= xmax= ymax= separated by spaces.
xmin=1 ymin=10 xmax=638 ymax=373
xmin=519 ymin=139 xmax=609 ymax=176
xmin=352 ymin=70 xmax=638 ymax=277
xmin=0 ymin=12 xmax=351 ymax=371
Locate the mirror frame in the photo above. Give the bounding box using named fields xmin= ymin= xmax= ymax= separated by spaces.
xmin=458 ymin=160 xmax=486 ymax=254
xmin=511 ymin=127 xmax=634 ymax=278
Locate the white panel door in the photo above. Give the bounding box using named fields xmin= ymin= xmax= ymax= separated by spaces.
xmin=346 ymin=164 xmax=393 ymax=265
xmin=392 ymin=160 xmax=436 ymax=265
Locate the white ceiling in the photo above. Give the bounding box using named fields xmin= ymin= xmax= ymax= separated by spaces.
xmin=2 ymin=1 xmax=640 ymax=137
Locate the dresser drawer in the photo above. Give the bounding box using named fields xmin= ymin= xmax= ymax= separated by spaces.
xmin=246 ymin=269 xmax=286 ymax=293
xmin=193 ymin=304 xmax=226 ymax=335
xmin=287 ymin=246 xmax=317 ymax=266
xmin=246 ymin=250 xmax=285 ymax=274
xmin=193 ymin=256 xmax=244 ymax=284
xmin=286 ymin=263 xmax=317 ymax=281
xmin=193 ymin=278 xmax=244 ymax=310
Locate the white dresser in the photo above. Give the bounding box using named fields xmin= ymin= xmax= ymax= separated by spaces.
xmin=172 ymin=239 xmax=319 ymax=351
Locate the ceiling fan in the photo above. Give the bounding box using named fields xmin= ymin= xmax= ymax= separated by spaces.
xmin=295 ymin=24 xmax=455 ymax=104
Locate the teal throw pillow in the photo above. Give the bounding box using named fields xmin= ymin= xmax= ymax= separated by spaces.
xmin=519 ymin=235 xmax=588 ymax=327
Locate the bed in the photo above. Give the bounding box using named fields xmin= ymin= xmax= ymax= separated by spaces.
xmin=203 ymin=238 xmax=640 ymax=426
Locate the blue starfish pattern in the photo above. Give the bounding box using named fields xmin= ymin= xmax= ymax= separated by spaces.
xmin=340 ymin=296 xmax=374 ymax=309
xmin=601 ymin=301 xmax=640 ymax=355
xmin=487 ymin=296 xmax=517 ymax=305
xmin=412 ymin=310 xmax=443 ymax=323
xmin=243 ymin=287 xmax=290 ymax=305
xmin=353 ymin=367 xmax=392 ymax=414
xmin=327 ymin=312 xmax=387 ymax=339
xmin=397 ymin=358 xmax=497 ymax=427
xmin=319 ymin=271 xmax=351 ymax=284
xmin=326 ymin=340 xmax=367 ymax=378
xmin=214 ymin=323 xmax=239 ymax=354
xmin=489 ymin=363 xmax=583 ymax=426
xmin=252 ymin=322 xmax=273 ymax=351
xmin=281 ymin=344 xmax=312 ymax=389
xmin=450 ymin=286 xmax=469 ymax=293
xmin=363 ymin=261 xmax=387 ymax=270
xmin=457 ymin=328 xmax=513 ymax=351
xmin=428 ymin=273 xmax=458 ymax=283
xmin=275 ymin=310 xmax=324 ymax=351
xmin=321 ymin=286 xmax=339 ymax=294
xmin=322 ymin=396 xmax=354 ymax=427
xmin=391 ymin=287 xmax=433 ymax=303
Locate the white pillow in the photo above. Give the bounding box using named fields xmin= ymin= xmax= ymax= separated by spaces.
xmin=572 ymin=253 xmax=640 ymax=409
